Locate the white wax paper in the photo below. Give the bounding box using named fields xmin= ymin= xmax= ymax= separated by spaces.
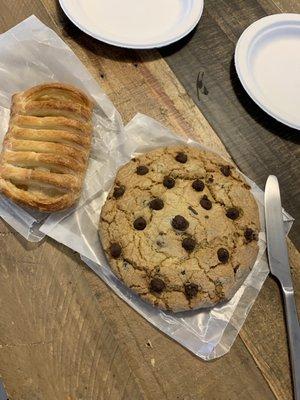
xmin=43 ymin=113 xmax=294 ymax=360
xmin=0 ymin=15 xmax=123 ymax=241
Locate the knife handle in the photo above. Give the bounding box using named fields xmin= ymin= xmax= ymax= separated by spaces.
xmin=283 ymin=288 xmax=300 ymax=400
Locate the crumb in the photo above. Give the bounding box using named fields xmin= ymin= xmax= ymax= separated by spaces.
xmin=146 ymin=340 xmax=153 ymax=349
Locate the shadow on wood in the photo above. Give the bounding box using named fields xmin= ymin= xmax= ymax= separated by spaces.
xmin=156 ymin=27 xmax=198 ymax=57
xmin=55 ymin=0 xmax=161 ymax=63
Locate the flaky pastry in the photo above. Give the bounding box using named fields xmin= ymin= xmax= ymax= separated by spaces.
xmin=0 ymin=83 xmax=94 ymax=211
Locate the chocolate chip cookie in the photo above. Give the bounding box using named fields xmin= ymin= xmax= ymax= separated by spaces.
xmin=99 ymin=145 xmax=260 ymax=312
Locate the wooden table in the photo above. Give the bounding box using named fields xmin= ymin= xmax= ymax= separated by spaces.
xmin=0 ymin=1 xmax=299 ymax=399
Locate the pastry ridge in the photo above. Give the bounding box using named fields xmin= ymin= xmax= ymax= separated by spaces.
xmin=0 ymin=82 xmax=94 ymax=212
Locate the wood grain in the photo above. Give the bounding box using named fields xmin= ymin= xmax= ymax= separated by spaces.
xmin=0 ymin=223 xmax=146 ymax=400
xmin=0 ymin=0 xmax=298 ymax=399
xmin=161 ymin=0 xmax=300 ymax=250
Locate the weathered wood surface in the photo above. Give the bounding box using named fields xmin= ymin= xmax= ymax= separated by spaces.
xmin=161 ymin=0 xmax=300 ymax=250
xmin=0 ymin=0 xmax=298 ymax=399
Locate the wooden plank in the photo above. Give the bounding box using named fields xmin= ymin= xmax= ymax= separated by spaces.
xmin=0 ymin=0 xmax=298 ymax=399
xmin=160 ymin=0 xmax=300 ymax=250
xmin=265 ymin=0 xmax=300 ymax=12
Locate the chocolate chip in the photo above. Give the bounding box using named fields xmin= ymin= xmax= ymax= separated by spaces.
xmin=244 ymin=228 xmax=257 ymax=242
xmin=181 ymin=270 xmax=186 ymax=275
xmin=133 ymin=217 xmax=147 ymax=230
xmin=171 ymin=215 xmax=189 ymax=231
xmin=149 ymin=198 xmax=164 ymax=210
xmin=150 ymin=277 xmax=165 ymax=293
xmin=188 ymin=206 xmax=198 ymax=215
xmin=184 ymin=283 xmax=198 ymax=299
xmin=200 ymin=195 xmax=212 ymax=210
xmin=175 ymin=152 xmax=187 ymax=163
xmin=110 ymin=243 xmax=122 ymax=258
xmin=192 ymin=179 xmax=204 ymax=192
xmin=226 ymin=207 xmax=240 ymax=220
xmin=163 ymin=176 xmax=175 ymax=189
xmin=220 ymin=165 xmax=231 ymax=177
xmin=217 ymin=248 xmax=229 ymax=263
xmin=182 ymin=237 xmax=196 ymax=252
xmin=113 ymin=185 xmax=125 ymax=199
xmin=136 ymin=165 xmax=149 ymax=175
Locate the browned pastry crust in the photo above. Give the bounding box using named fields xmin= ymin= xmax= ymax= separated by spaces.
xmin=0 ymin=83 xmax=94 ymax=212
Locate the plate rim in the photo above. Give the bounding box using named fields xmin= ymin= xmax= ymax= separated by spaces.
xmin=59 ymin=0 xmax=204 ymax=49
xmin=235 ymin=13 xmax=300 ymax=131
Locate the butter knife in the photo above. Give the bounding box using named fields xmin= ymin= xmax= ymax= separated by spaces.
xmin=265 ymin=175 xmax=300 ymax=400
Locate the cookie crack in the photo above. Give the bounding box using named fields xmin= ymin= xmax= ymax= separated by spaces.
xmin=205 ymin=182 xmax=231 ymax=208
xmin=123 ymin=257 xmax=149 ymax=275
xmin=206 ymin=274 xmax=224 ymax=301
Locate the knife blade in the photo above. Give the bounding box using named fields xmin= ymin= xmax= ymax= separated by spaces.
xmin=265 ymin=175 xmax=300 ymax=400
xmin=265 ymin=175 xmax=292 ymax=288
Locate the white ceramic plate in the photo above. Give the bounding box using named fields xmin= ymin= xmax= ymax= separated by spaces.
xmin=235 ymin=13 xmax=300 ymax=130
xmin=59 ymin=0 xmax=204 ymax=49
